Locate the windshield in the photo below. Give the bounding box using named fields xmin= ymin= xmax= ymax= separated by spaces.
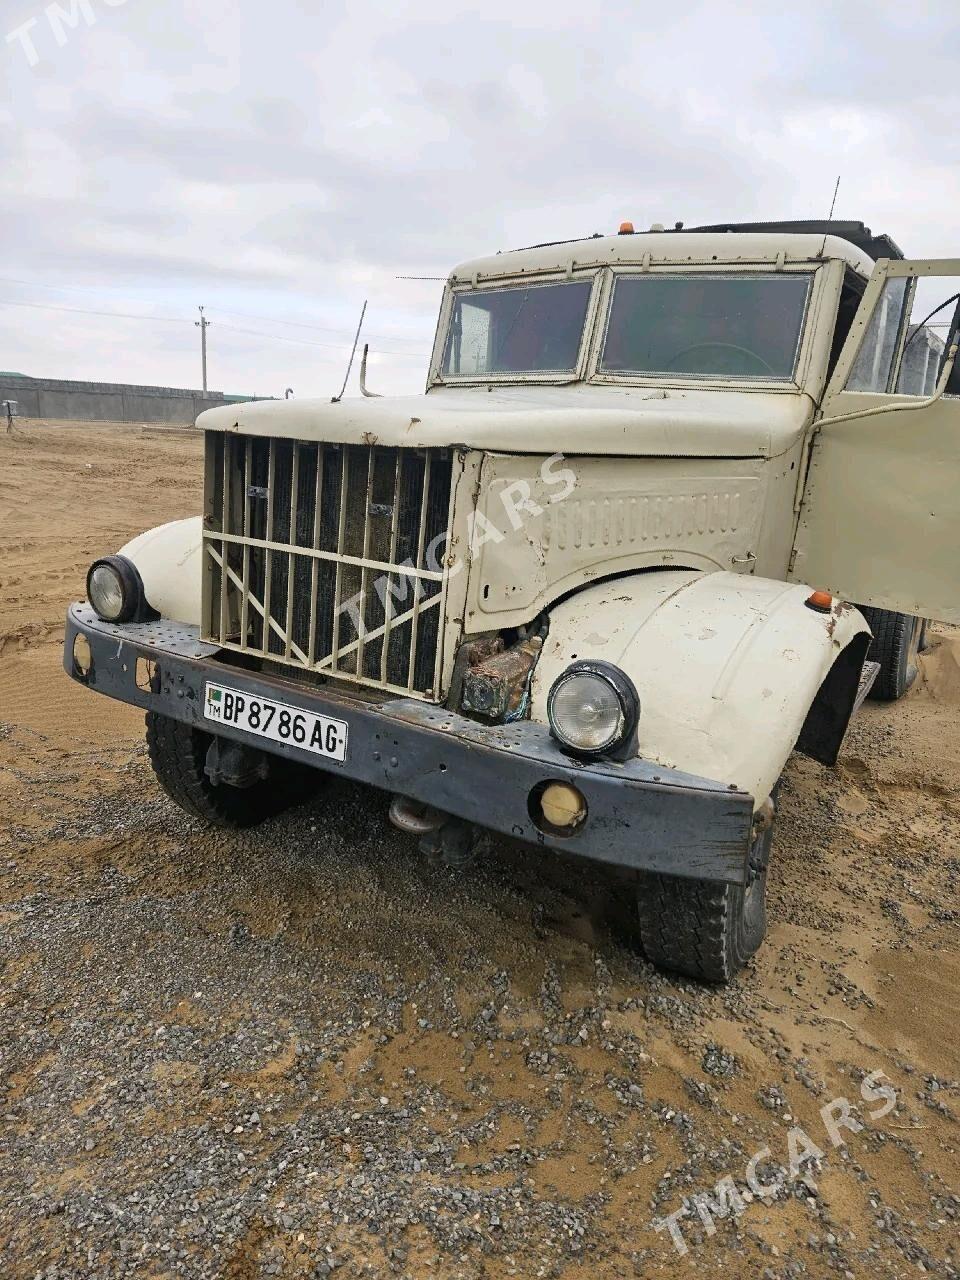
xmin=600 ymin=274 xmax=811 ymax=380
xmin=442 ymin=279 xmax=592 ymax=377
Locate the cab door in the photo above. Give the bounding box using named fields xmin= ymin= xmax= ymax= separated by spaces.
xmin=790 ymin=258 xmax=960 ymax=621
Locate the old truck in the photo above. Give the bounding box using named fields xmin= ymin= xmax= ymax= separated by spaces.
xmin=64 ymin=219 xmax=960 ymax=981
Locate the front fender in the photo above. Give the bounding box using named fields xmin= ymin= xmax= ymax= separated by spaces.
xmin=119 ymin=516 xmax=203 ymax=625
xmin=529 ymin=570 xmax=870 ymax=806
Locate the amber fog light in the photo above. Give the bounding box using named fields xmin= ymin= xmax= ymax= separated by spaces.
xmin=73 ymin=634 xmax=92 ymax=678
xmin=529 ymin=780 xmax=588 ymax=836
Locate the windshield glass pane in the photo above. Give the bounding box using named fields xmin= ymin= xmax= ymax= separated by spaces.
xmin=600 ymin=274 xmax=811 ymax=380
xmin=442 ymin=280 xmax=592 ymax=376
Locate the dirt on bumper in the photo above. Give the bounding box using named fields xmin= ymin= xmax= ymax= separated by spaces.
xmin=65 ymin=603 xmax=755 ymax=884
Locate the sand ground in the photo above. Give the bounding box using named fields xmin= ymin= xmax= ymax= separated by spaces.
xmin=0 ymin=421 xmax=957 ymax=1278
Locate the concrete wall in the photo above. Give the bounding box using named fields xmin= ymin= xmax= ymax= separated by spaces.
xmin=0 ymin=375 xmax=266 ymax=425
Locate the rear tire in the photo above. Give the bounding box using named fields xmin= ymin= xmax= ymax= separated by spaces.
xmin=636 ymin=804 xmax=775 ymax=982
xmin=856 ymin=606 xmax=924 ymax=701
xmin=145 ymin=712 xmax=311 ymax=828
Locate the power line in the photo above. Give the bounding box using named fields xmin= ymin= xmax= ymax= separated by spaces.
xmin=0 ymin=274 xmax=160 ymax=298
xmin=0 ymin=274 xmax=432 ymax=346
xmin=0 ymin=297 xmax=184 ymax=323
xmin=0 ymin=298 xmax=430 ymax=357
xmin=214 ymin=305 xmax=426 ymax=346
xmin=215 ymin=321 xmax=428 ymax=358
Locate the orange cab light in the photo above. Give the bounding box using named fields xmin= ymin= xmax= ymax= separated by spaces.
xmin=618 ymin=220 xmax=635 ymax=235
xmin=806 ymin=590 xmax=834 ymax=613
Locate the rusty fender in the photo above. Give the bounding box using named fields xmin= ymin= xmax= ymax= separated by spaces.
xmin=530 ymin=569 xmax=871 ymax=806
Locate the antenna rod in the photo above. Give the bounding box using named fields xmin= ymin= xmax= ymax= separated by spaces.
xmin=332 ymin=300 xmax=367 ymax=402
xmin=359 ymin=343 xmax=383 ymax=398
xmin=827 ymin=175 xmax=841 ymax=221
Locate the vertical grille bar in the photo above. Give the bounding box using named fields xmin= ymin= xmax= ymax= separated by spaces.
xmin=283 ymin=443 xmax=299 ymax=659
xmin=380 ymin=451 xmax=403 ymax=685
xmin=218 ymin=436 xmax=230 ymax=643
xmin=356 ymin=447 xmax=375 ymax=679
xmin=406 ymin=452 xmax=432 ymax=690
xmin=261 ymin=439 xmax=276 ymax=655
xmin=240 ymin=437 xmax=252 ymax=647
xmin=330 ymin=447 xmax=349 ymax=669
xmin=307 ymin=444 xmax=324 ymax=667
xmin=430 ymin=465 xmax=459 ymax=699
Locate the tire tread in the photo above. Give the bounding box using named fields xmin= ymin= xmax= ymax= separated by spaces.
xmin=636 ymin=873 xmax=736 ymax=982
xmin=636 ymin=813 xmax=774 ymax=983
xmin=857 ymin=606 xmax=919 ymax=701
xmin=145 ymin=712 xmax=304 ymax=828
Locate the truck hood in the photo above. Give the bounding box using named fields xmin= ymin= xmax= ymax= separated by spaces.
xmin=197 ymin=383 xmax=811 ymax=459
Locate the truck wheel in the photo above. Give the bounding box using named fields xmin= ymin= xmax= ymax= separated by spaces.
xmin=856 ymin=606 xmax=923 ymax=701
xmin=636 ymin=805 xmax=775 ymax=982
xmin=145 ymin=712 xmax=309 ymax=828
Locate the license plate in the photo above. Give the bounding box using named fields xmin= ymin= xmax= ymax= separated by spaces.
xmin=203 ymin=682 xmax=348 ymax=763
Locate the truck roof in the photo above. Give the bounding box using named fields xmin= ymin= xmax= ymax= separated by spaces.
xmin=450 ymin=220 xmax=893 ymax=285
xmin=688 ymin=220 xmax=904 ymax=261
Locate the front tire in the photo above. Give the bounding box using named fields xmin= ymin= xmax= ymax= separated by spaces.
xmin=636 ymin=805 xmax=774 ymax=982
xmin=856 ymin=606 xmax=924 ymax=701
xmin=145 ymin=712 xmax=310 ymax=828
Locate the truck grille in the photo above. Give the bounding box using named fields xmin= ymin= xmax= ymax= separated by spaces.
xmin=203 ymin=434 xmax=456 ymax=697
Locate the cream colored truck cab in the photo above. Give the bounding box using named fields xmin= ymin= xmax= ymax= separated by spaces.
xmin=64 ymin=219 xmax=960 ymax=981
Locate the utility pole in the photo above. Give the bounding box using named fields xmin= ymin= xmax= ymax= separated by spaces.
xmin=195 ymin=306 xmax=210 ymax=391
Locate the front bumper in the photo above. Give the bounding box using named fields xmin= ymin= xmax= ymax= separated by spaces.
xmin=64 ymin=603 xmax=755 ymax=884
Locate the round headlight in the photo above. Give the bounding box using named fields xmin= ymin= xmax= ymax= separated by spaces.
xmin=86 ymin=555 xmax=143 ymax=623
xmin=547 ymin=662 xmax=640 ymax=758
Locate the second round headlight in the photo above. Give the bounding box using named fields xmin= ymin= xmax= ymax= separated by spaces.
xmin=546 ymin=662 xmax=639 ymax=758
xmin=86 ymin=555 xmax=144 ymax=623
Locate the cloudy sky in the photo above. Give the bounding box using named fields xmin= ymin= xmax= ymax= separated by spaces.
xmin=1 ymin=0 xmax=957 ymax=397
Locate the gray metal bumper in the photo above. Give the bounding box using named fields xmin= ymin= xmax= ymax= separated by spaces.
xmin=64 ymin=604 xmax=755 ymax=884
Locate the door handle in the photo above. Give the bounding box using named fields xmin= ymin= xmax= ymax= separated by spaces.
xmin=731 ymin=551 xmax=757 ymax=569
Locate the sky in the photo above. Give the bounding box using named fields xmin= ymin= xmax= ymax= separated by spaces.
xmin=1 ymin=0 xmax=958 ymax=398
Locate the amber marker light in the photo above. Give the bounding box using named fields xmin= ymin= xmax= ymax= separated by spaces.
xmin=805 ymin=590 xmax=834 ymax=613
xmin=618 ymin=221 xmax=635 ymax=235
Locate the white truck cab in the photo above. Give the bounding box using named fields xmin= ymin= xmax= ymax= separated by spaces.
xmin=65 ymin=219 xmax=960 ymax=981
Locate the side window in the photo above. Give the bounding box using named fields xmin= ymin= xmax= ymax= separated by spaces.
xmin=846 ymin=277 xmax=908 ymax=392
xmin=893 ymin=279 xmax=958 ymax=396
xmin=846 ymin=273 xmax=960 ymax=397
xmin=826 ymin=270 xmax=866 ymax=380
